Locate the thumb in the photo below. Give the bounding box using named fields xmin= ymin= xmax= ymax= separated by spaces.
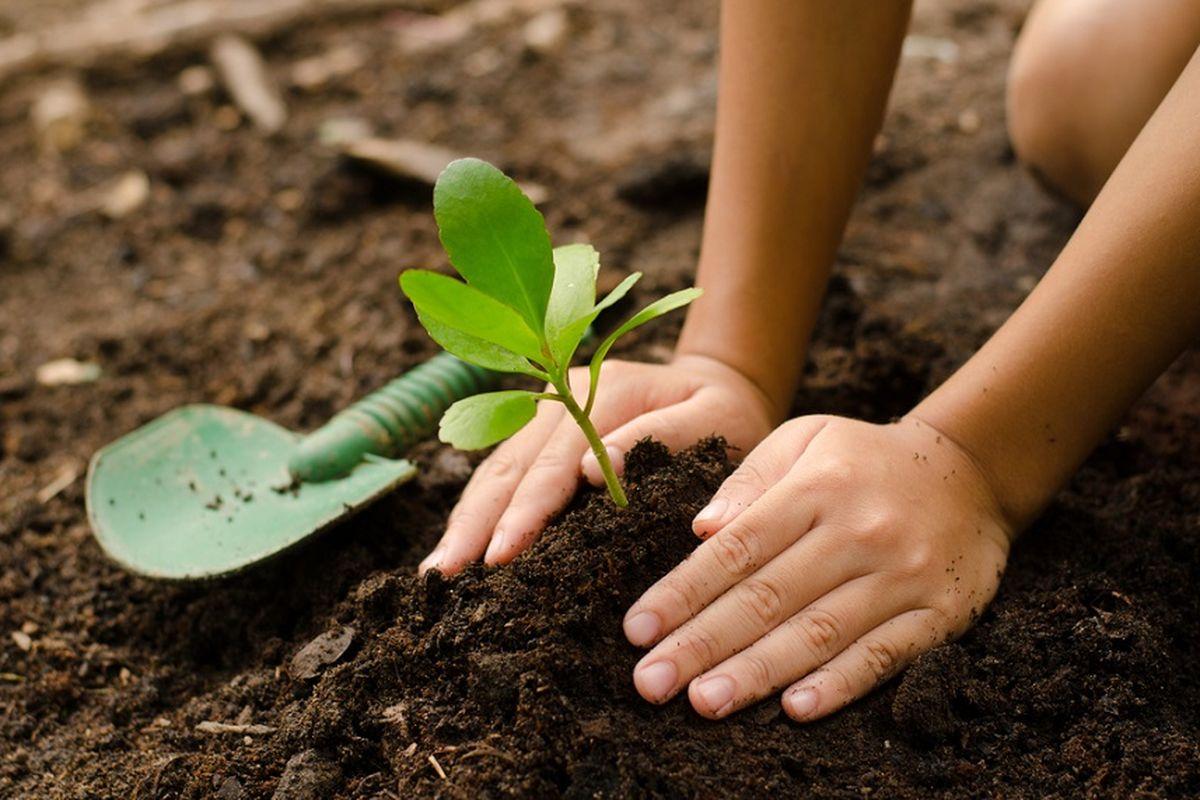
xmin=691 ymin=415 xmax=830 ymax=538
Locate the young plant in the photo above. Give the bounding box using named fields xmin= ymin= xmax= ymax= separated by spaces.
xmin=399 ymin=158 xmax=700 ymax=507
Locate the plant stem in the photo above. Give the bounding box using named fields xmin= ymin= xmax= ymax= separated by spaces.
xmin=553 ymin=380 xmax=628 ymax=508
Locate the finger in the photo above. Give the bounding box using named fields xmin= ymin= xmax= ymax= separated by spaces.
xmin=692 ymin=416 xmax=830 ymax=538
xmin=681 ymin=574 xmax=908 ymax=718
xmin=580 ymin=399 xmax=702 ymax=486
xmin=485 ymin=392 xmax=635 ymax=564
xmin=420 ymin=400 xmax=564 ymax=575
xmin=781 ymin=608 xmax=948 ymax=723
xmin=630 ymin=527 xmax=869 ymax=706
xmin=623 ymin=474 xmax=817 ymax=648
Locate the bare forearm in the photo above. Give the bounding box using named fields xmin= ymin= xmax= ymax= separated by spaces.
xmin=916 ymin=47 xmax=1200 ymax=529
xmin=677 ymin=0 xmax=912 ymax=418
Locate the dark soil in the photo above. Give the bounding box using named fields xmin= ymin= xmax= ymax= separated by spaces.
xmin=2 ymin=0 xmax=1199 ymax=797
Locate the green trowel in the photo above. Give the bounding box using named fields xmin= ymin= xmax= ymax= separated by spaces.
xmin=86 ymin=352 xmax=497 ymax=580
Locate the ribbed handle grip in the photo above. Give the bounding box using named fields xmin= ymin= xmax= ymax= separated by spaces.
xmin=288 ymin=352 xmax=499 ymax=482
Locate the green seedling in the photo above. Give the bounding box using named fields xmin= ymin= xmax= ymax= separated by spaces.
xmin=400 ymin=158 xmax=700 ymax=507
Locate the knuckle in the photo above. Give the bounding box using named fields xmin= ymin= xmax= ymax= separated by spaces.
xmin=808 ymin=457 xmax=853 ymax=489
xmin=860 ymin=637 xmax=903 ymax=684
xmin=738 ymin=577 xmax=786 ymax=627
xmin=845 ymin=511 xmax=900 ymax=549
xmin=479 ymin=451 xmax=522 ymax=481
xmin=709 ymin=525 xmax=762 ymax=576
xmin=899 ymin=538 xmax=936 ymax=576
xmin=726 ymin=461 xmax=770 ymax=493
xmin=790 ymin=608 xmax=843 ymax=657
xmin=656 ymin=579 xmax=701 ymax=621
xmin=525 ymin=452 xmax=574 ymax=480
xmin=738 ymin=651 xmax=776 ymax=690
xmin=679 ymin=626 xmax=723 ymax=668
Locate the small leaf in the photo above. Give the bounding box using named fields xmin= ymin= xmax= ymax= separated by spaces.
xmin=551 ymin=271 xmax=641 ymax=365
xmin=545 ymin=244 xmax=599 ymax=364
xmin=586 ymin=287 xmax=702 ymax=412
xmin=400 ymin=270 xmax=544 ymax=362
xmin=439 ymin=390 xmax=540 ymax=449
xmin=434 ymin=158 xmax=554 ymax=333
xmin=422 ymin=317 xmax=547 ymax=379
xmin=546 ymin=244 xmax=599 ymax=338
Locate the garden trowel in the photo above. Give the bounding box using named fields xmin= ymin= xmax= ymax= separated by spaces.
xmin=86 ymin=352 xmax=497 ymax=580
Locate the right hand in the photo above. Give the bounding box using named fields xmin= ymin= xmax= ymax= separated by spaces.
xmin=419 ymin=354 xmax=779 ymax=575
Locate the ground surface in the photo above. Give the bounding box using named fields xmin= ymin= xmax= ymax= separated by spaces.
xmin=1 ymin=0 xmax=1199 ymax=797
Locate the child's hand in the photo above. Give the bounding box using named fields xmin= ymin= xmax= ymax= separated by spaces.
xmin=623 ymin=415 xmax=1013 ymax=721
xmin=419 ymin=354 xmax=777 ymax=575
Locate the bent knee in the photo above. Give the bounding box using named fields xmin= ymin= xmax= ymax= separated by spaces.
xmin=1006 ymin=0 xmax=1200 ymax=206
xmin=1006 ymin=28 xmax=1108 ymax=205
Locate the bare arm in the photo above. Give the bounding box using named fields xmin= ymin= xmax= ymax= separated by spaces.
xmin=916 ymin=44 xmax=1200 ymax=529
xmin=678 ymin=0 xmax=913 ymax=416
xmin=622 ymin=34 xmax=1200 ymax=724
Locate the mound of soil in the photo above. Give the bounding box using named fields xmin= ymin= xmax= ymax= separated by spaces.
xmin=126 ymin=434 xmax=1200 ymax=798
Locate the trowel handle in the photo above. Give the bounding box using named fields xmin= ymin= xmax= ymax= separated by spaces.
xmin=288 ymin=352 xmax=499 ymax=482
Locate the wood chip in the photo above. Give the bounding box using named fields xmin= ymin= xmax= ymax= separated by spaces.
xmin=36 ymin=358 xmax=101 ymax=386
xmin=289 ymin=625 xmax=355 ymax=680
xmin=397 ymin=0 xmax=571 ymax=54
xmin=11 ymin=631 xmax=32 ymax=652
xmin=291 ymin=43 xmax=365 ymax=90
xmin=37 ymin=464 xmax=79 ymax=503
xmin=342 ymin=137 xmax=547 ymax=202
xmin=0 ymin=0 xmax=414 ymax=82
xmin=210 ymin=34 xmax=286 ymax=134
xmin=194 ymin=721 xmax=276 ymax=735
xmin=427 ymin=754 xmax=448 ymax=781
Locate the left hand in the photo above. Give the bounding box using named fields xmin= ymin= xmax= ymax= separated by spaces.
xmin=622 ymin=414 xmax=1014 ymax=722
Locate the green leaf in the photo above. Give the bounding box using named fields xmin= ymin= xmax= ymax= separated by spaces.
xmin=439 ymin=390 xmax=539 ymax=450
xmin=400 ymin=270 xmax=545 ymax=363
xmin=434 ymin=158 xmax=554 ymax=333
xmin=586 ymin=287 xmax=702 ymax=413
xmin=550 ymin=271 xmax=641 ymax=366
xmin=545 ymin=244 xmax=599 ymax=363
xmin=421 ymin=317 xmax=547 ymax=379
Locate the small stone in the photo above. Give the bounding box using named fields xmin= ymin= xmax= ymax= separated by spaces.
xmin=214 ymin=776 xmax=246 ymax=800
xmin=291 ymin=44 xmax=366 ymax=90
xmin=178 ymin=65 xmax=215 ymax=97
xmin=100 ymin=171 xmax=150 ymax=219
xmin=523 ymin=8 xmax=568 ymax=55
xmin=214 ymin=105 xmax=242 ymax=131
xmin=31 ymin=78 xmax=90 ymax=153
xmin=274 ymin=188 xmax=304 ymax=212
xmin=11 ymin=631 xmax=32 ymax=652
xmin=289 ymin=625 xmax=355 ymax=680
xmin=36 ymin=358 xmax=101 ymax=386
xmin=318 ymin=116 xmax=372 ymax=147
xmin=956 ymin=108 xmax=981 ymax=135
xmin=272 ymin=750 xmax=342 ymax=800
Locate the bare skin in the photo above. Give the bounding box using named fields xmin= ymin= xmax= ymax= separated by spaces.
xmin=423 ymin=1 xmax=1200 ymax=721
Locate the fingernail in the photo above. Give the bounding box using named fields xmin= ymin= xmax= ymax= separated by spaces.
xmin=636 ymin=661 xmax=677 ymax=702
xmin=418 ymin=546 xmax=444 ymax=574
xmin=693 ymin=498 xmax=728 ymax=528
xmin=484 ymin=530 xmax=506 ymax=563
xmin=605 ymin=445 xmax=625 ymax=475
xmin=786 ymin=687 xmax=819 ymax=720
xmin=624 ymin=611 xmax=660 ymax=646
xmin=694 ymin=675 xmax=736 ymax=716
